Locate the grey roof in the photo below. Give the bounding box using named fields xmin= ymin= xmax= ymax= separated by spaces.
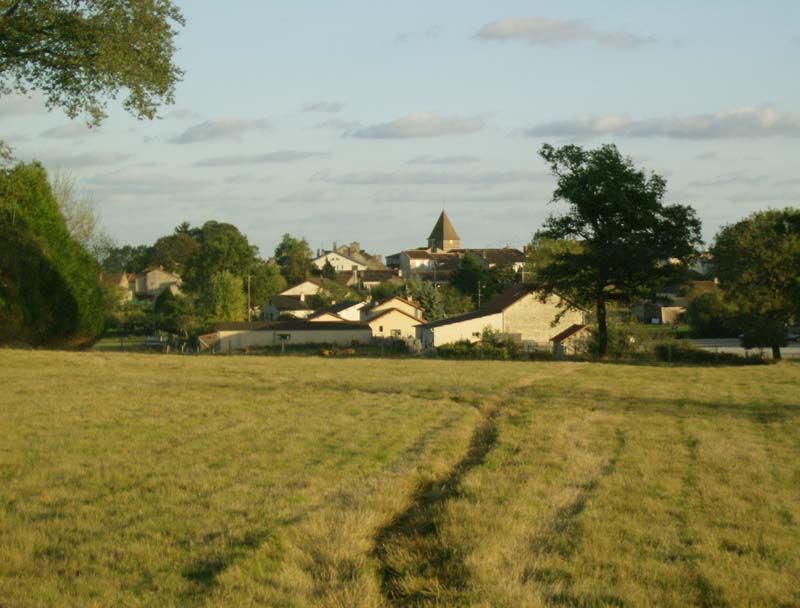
xmin=268 ymin=295 xmax=311 ymax=310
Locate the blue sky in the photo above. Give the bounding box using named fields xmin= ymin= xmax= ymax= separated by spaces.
xmin=2 ymin=1 xmax=799 ymax=258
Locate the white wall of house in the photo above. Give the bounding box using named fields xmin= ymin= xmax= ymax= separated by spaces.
xmin=337 ymin=302 xmax=368 ymax=321
xmin=312 ymin=253 xmax=366 ymax=272
xmin=502 ymin=293 xmax=584 ymax=344
xmin=368 ymin=309 xmax=421 ymax=339
xmin=417 ymin=312 xmax=503 ymax=348
xmin=215 ymin=327 xmax=372 ymax=351
xmin=280 ymin=280 xmax=321 ymax=297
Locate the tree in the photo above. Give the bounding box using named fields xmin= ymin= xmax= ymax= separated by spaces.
xmin=249 ymin=259 xmax=286 ymax=305
xmin=0 ymin=161 xmax=104 ymax=346
xmin=407 ymin=279 xmax=445 ymax=321
xmin=320 ymin=259 xmax=337 ymax=280
xmin=0 ymin=0 xmax=184 ymax=125
xmin=371 ymin=280 xmax=403 ymax=302
xmin=182 ymin=221 xmax=257 ymax=294
xmin=534 ymin=143 xmax=702 ymax=356
xmin=100 ymin=244 xmax=153 ymax=273
xmin=451 ymin=253 xmax=488 ymax=306
xmin=151 ymin=231 xmax=198 ymax=274
xmin=50 ymin=171 xmax=115 ymax=262
xmin=712 ymin=209 xmax=800 ymax=359
xmin=439 ymin=285 xmax=474 ymax=317
xmin=202 ymin=271 xmax=245 ymax=322
xmin=275 ymin=233 xmax=312 ymax=285
xmin=154 ymin=289 xmax=199 ymax=338
xmin=685 ymin=291 xmax=739 ymax=339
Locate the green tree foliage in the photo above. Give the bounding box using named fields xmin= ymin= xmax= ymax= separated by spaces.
xmin=249 ymin=260 xmax=286 ymax=305
xmin=151 ymin=231 xmax=198 ymax=274
xmin=100 ymin=244 xmax=154 ymax=274
xmin=154 ymin=289 xmax=199 ymax=338
xmin=451 ymin=253 xmax=487 ymax=305
xmin=0 ymin=162 xmax=103 ymax=346
xmin=407 ymin=279 xmax=445 ymax=321
xmin=371 ymin=280 xmax=403 ymax=302
xmin=486 ymin=264 xmax=518 ymax=300
xmin=320 ymin=259 xmax=337 ymax=280
xmin=439 ymin=285 xmax=474 ymax=317
xmin=0 ymin=0 xmax=184 ymax=125
xmin=712 ymin=208 xmax=800 ymax=359
xmin=275 ymin=233 xmax=312 ymax=285
xmin=182 ymin=221 xmax=257 ymax=294
xmin=534 ymin=143 xmax=702 ymax=356
xmin=685 ymin=291 xmax=740 ymax=338
xmin=201 ymin=271 xmax=245 ymax=322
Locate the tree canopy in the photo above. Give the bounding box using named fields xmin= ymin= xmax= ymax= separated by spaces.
xmin=533 ymin=143 xmax=702 ymax=356
xmin=712 ymin=208 xmax=800 ymax=359
xmin=182 ymin=221 xmax=257 ymax=294
xmin=275 ymin=233 xmax=312 ymax=285
xmin=0 ymin=0 xmax=184 ymax=124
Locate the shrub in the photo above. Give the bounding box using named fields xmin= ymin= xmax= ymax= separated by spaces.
xmin=653 ymin=342 xmax=765 ymax=365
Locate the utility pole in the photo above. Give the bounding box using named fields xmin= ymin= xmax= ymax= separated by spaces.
xmin=246 ymin=274 xmax=252 ymax=321
xmin=477 ymin=282 xmax=482 ymax=308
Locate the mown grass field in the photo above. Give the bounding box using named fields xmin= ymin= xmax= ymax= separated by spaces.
xmin=0 ymin=350 xmax=798 ymax=607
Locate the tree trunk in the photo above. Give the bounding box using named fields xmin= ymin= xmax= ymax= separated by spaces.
xmin=772 ymin=344 xmax=782 ymax=360
xmin=596 ymin=297 xmax=608 ymax=357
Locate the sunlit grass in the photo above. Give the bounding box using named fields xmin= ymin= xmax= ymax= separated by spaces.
xmin=0 ymin=350 xmax=798 ymax=606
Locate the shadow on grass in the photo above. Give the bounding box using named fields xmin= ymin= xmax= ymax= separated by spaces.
xmin=373 ymin=412 xmax=499 ymax=606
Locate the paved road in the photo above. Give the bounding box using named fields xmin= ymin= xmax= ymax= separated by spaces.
xmin=691 ymin=338 xmax=800 ymax=360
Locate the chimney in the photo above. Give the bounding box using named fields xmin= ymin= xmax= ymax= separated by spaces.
xmin=300 ymin=293 xmax=305 ymax=302
xmin=333 ymin=241 xmax=337 ymax=252
xmin=352 ymin=265 xmax=358 ymax=286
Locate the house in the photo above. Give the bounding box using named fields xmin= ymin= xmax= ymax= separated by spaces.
xmin=203 ymin=320 xmax=372 ymax=352
xmin=311 ymin=251 xmax=367 ymax=273
xmin=99 ymin=272 xmax=133 ymax=302
xmin=308 ymin=300 xmax=368 ymax=322
xmin=416 ymin=284 xmax=584 ymax=349
xmin=315 ymin=241 xmax=386 ymax=269
xmin=367 ymin=307 xmax=425 ymax=340
xmin=131 ymin=266 xmax=181 ymax=300
xmin=551 ymin=324 xmax=591 ymax=355
xmin=368 ymin=296 xmax=426 ymax=321
xmin=335 ymin=269 xmax=403 ymax=290
xmin=262 ymin=295 xmax=312 ymax=320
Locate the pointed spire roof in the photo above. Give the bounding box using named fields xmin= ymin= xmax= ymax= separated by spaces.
xmin=428 ymin=211 xmax=460 ymax=242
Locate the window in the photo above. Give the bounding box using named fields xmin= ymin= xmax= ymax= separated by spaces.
xmin=472 ymin=332 xmax=480 ymax=338
xmin=379 ymin=326 xmax=383 ymax=332
xmin=391 ymin=329 xmax=402 ymax=337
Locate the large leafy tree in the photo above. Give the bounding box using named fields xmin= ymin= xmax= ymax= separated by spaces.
xmin=151 ymin=230 xmax=199 ymax=274
xmin=182 ymin=221 xmax=257 ymax=294
xmin=451 ymin=253 xmax=488 ymax=305
xmin=249 ymin=259 xmax=286 ymax=306
xmin=712 ymin=208 xmax=800 ymax=359
xmin=534 ymin=143 xmax=702 ymax=356
xmin=201 ymin=271 xmax=245 ymax=322
xmin=275 ymin=233 xmax=312 ymax=285
xmin=0 ymin=0 xmax=184 ymax=125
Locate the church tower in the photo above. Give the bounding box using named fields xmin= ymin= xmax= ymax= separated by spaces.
xmin=427 ymin=211 xmax=461 ymax=251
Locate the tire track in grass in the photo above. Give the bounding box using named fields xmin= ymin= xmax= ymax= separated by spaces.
xmin=523 ymin=428 xmax=627 ymax=607
xmin=676 ymin=420 xmax=729 ymax=608
xmin=372 ymin=409 xmax=500 ymax=606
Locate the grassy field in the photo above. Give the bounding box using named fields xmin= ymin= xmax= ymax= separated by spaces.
xmin=0 ymin=351 xmax=798 ymax=607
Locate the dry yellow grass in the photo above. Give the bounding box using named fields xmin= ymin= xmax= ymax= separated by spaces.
xmin=0 ymin=350 xmax=798 ymax=607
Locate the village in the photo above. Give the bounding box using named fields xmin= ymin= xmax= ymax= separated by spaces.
xmin=97 ymin=210 xmax=722 ymax=357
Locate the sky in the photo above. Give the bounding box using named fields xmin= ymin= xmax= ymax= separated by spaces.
xmin=2 ymin=1 xmax=799 ymax=259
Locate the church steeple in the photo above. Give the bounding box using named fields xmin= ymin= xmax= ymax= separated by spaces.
xmin=427 ymin=211 xmax=461 ymax=251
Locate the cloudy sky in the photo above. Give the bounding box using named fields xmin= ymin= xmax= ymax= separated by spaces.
xmin=2 ymin=1 xmax=799 ymax=258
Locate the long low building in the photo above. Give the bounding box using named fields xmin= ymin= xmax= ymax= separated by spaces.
xmin=416 ymin=284 xmax=584 ymax=348
xmin=202 ymin=320 xmax=372 ymax=352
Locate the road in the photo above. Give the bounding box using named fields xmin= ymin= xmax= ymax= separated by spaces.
xmin=691 ymin=338 xmax=800 ymax=360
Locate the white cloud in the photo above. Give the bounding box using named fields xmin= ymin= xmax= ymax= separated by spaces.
xmin=407 ymin=154 xmax=480 ymax=165
xmin=314 ymin=168 xmax=543 ymax=186
xmin=525 ymin=106 xmax=800 ymax=139
xmin=170 ymin=118 xmax=270 ymax=144
xmin=689 ymin=171 xmax=768 ymax=188
xmin=352 ymin=112 xmax=484 ymax=139
xmin=302 ymin=101 xmax=345 ymax=113
xmin=40 ymin=123 xmax=99 ymax=139
xmin=194 ymin=150 xmax=325 ymax=167
xmin=475 ymin=17 xmax=655 ymax=48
